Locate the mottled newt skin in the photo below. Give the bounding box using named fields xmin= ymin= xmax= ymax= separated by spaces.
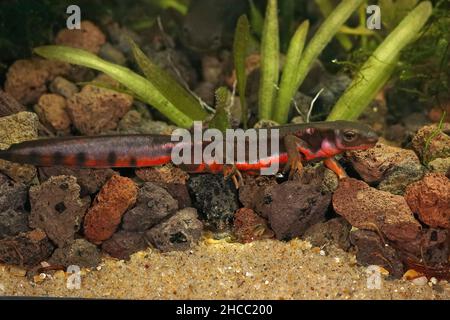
xmin=181 ymin=0 xmax=249 ymax=52
xmin=0 ymin=121 xmax=378 ymax=179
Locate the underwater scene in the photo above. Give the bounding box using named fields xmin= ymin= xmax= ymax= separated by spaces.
xmin=0 ymin=0 xmax=449 ymax=302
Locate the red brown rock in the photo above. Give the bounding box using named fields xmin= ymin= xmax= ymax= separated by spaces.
xmin=34 ymin=94 xmax=71 ymax=134
xmin=67 ymin=85 xmax=133 ymax=135
xmin=83 ymin=175 xmax=138 ymax=244
xmin=233 ymin=208 xmax=274 ymax=243
xmin=345 ymin=142 xmax=422 ymax=184
xmin=405 ymin=173 xmax=450 ymax=229
xmin=4 ymin=58 xmax=70 ymax=105
xmin=238 ymin=174 xmax=277 ymax=209
xmin=350 ymin=230 xmax=405 ymax=278
xmin=55 ymin=20 xmax=106 ymax=54
xmin=332 ymin=178 xmax=421 ymax=242
xmin=412 ymin=123 xmax=450 ymax=163
xmin=0 ymin=229 xmax=54 ymax=267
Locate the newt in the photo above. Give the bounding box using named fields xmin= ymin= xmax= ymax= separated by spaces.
xmin=0 ymin=121 xmax=378 ymax=186
xmin=181 ymin=0 xmax=249 ymax=52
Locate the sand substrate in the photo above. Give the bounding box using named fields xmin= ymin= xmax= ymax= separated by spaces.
xmin=0 ymin=239 xmax=449 ymax=299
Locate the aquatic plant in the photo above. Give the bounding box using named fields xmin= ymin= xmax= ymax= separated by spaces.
xmin=209 ymin=87 xmax=232 ymax=133
xmin=34 ymin=44 xmax=208 ymax=129
xmin=249 ymin=0 xmax=365 ymax=123
xmin=233 ymin=15 xmax=251 ymax=128
xmin=327 ymin=1 xmax=433 ymax=121
xmin=258 ymin=0 xmax=280 ymax=121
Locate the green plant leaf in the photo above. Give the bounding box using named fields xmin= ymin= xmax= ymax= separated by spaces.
xmin=34 ymin=45 xmax=195 ymax=128
xmin=129 ymin=38 xmax=208 ymax=121
xmin=209 ymin=87 xmax=231 ymax=133
xmin=315 ymin=0 xmax=353 ymax=51
xmin=249 ymin=0 xmax=264 ymax=37
xmin=233 ymin=15 xmax=251 ymax=128
xmin=379 ymin=0 xmax=419 ymax=30
xmin=327 ymin=1 xmax=433 ymax=121
xmin=273 ymin=20 xmax=309 ymax=124
xmin=277 ymin=0 xmax=364 ymax=121
xmin=258 ymin=0 xmax=280 ymax=120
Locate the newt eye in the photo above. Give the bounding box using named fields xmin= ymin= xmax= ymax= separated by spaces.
xmin=343 ymin=130 xmax=357 ymax=142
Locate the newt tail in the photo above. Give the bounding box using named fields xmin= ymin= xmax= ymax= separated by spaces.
xmin=0 ymin=121 xmax=379 ymax=179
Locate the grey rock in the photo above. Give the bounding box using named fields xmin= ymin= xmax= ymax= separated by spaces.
xmin=49 ymin=239 xmax=101 ymax=268
xmin=102 ymin=231 xmax=147 ymax=260
xmin=187 ymin=174 xmax=239 ymax=231
xmin=0 ymin=209 xmax=30 ymax=239
xmin=146 ymin=208 xmax=203 ymax=252
xmin=350 ymin=230 xmax=404 ymax=279
xmin=49 ymin=76 xmax=79 ymax=99
xmin=122 ymin=182 xmax=178 ymax=232
xmin=29 ymin=175 xmax=90 ymax=247
xmin=0 ymin=173 xmax=27 ymax=212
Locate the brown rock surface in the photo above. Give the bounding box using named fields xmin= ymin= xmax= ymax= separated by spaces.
xmin=0 ymin=229 xmax=54 ymax=267
xmin=102 ymin=231 xmax=147 ymax=260
xmin=83 ymin=175 xmax=138 ymax=244
xmin=67 ymin=85 xmax=133 ymax=135
xmin=345 ymin=142 xmax=422 ymax=184
xmin=38 ymin=167 xmax=114 ymax=196
xmin=333 ymin=178 xmax=421 ymax=242
xmin=4 ymin=58 xmax=70 ymax=105
xmin=34 ymin=93 xmax=71 ymax=134
xmin=405 ymin=173 xmax=450 ymax=229
xmin=29 ymin=175 xmax=90 ymax=247
xmin=0 ymin=112 xmax=39 ymax=183
xmin=55 ymin=20 xmax=106 ymax=54
xmin=233 ymin=208 xmax=274 ymax=243
xmin=412 ymin=123 xmax=450 ymax=163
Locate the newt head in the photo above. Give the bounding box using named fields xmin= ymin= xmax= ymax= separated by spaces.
xmin=332 ymin=120 xmax=379 ymax=151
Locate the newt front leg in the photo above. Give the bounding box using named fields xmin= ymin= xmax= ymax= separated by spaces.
xmin=282 ymin=134 xmax=306 ymax=179
xmin=323 ymin=158 xmax=347 ymax=179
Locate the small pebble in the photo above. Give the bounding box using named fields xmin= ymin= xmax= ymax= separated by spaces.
xmin=412 ymin=276 xmax=428 ymax=286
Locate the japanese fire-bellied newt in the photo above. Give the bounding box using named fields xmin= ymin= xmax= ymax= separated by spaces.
xmin=0 ymin=121 xmax=378 ymax=186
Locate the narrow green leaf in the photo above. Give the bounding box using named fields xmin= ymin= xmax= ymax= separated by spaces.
xmin=258 ymin=0 xmax=280 ymax=120
xmin=273 ymin=20 xmax=309 ymax=124
xmin=277 ymin=0 xmax=364 ymax=119
xmin=249 ymin=0 xmax=264 ymax=37
xmin=209 ymin=87 xmax=231 ymax=133
xmin=315 ymin=0 xmax=353 ymax=51
xmin=233 ymin=15 xmax=251 ymax=128
xmin=129 ymin=39 xmax=208 ymax=121
xmin=328 ymin=1 xmax=433 ymax=121
xmin=34 ymin=45 xmax=195 ymax=128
